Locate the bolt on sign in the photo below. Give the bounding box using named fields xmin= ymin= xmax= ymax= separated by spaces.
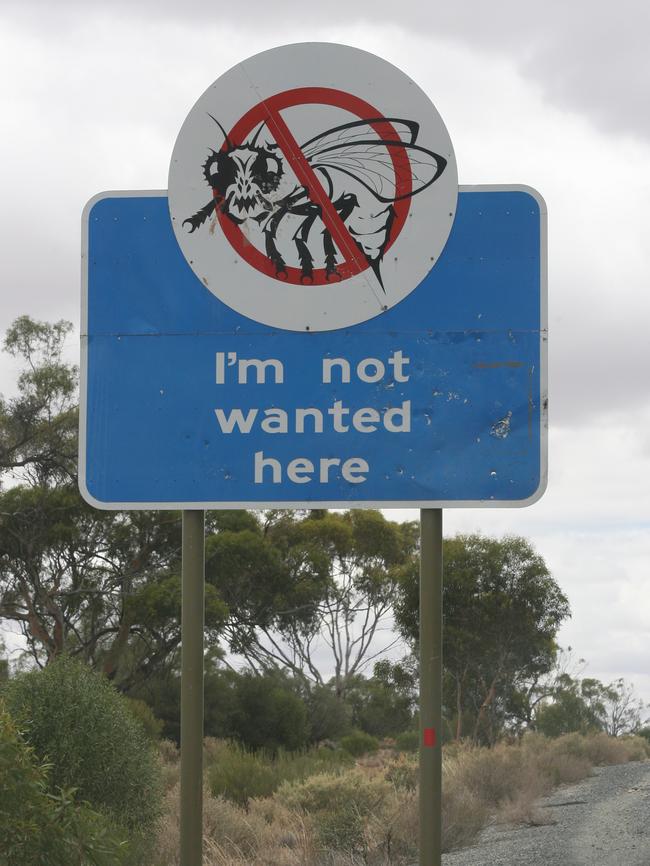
xmin=80 ymin=43 xmax=547 ymax=509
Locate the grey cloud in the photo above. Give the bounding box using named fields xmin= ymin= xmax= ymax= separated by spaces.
xmin=6 ymin=0 xmax=650 ymax=141
xmin=549 ymin=301 xmax=650 ymax=428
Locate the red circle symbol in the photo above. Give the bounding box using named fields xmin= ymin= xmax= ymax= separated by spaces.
xmin=215 ymin=87 xmax=413 ymax=286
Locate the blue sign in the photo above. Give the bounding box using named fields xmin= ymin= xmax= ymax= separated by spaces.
xmin=80 ymin=187 xmax=547 ymax=509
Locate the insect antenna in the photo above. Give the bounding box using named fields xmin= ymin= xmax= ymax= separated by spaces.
xmin=207 ymin=113 xmax=233 ymax=150
xmin=248 ymin=121 xmax=267 ymax=148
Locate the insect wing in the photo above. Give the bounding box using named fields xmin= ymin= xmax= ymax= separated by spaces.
xmin=301 ymin=118 xmax=418 ymax=153
xmin=302 ymin=118 xmax=446 ymax=203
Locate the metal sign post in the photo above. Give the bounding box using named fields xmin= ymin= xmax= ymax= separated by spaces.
xmin=80 ymin=43 xmax=547 ymax=866
xmin=180 ymin=510 xmax=205 ymax=866
xmin=419 ymin=508 xmax=443 ymax=865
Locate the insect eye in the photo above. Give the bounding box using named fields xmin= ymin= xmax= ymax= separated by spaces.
xmin=204 ymin=151 xmax=236 ymax=192
xmin=251 ymin=151 xmax=282 ymax=194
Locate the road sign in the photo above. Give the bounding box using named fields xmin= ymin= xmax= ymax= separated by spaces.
xmin=168 ymin=43 xmax=458 ymax=332
xmin=80 ymin=184 xmax=546 ymax=509
xmin=80 ymin=43 xmax=546 ymax=510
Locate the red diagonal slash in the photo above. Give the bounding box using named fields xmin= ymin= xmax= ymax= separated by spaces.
xmin=263 ymin=110 xmax=366 ymax=273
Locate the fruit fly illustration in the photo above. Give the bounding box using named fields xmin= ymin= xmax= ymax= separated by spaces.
xmin=183 ymin=114 xmax=447 ymax=288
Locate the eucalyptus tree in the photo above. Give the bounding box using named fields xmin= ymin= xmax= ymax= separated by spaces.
xmin=395 ymin=532 xmax=570 ymax=742
xmin=0 ymin=316 xmax=78 ymax=484
xmin=212 ymin=509 xmax=418 ymax=698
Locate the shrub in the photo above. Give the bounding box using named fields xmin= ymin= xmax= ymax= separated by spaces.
xmin=539 ymin=750 xmax=592 ymax=787
xmin=384 ymin=753 xmax=418 ymax=790
xmin=208 ymin=744 xmax=278 ymax=806
xmin=277 ymin=769 xmax=389 ymax=815
xmin=395 ymin=729 xmax=419 ymax=752
xmin=276 ymin=770 xmax=391 ymax=856
xmin=157 ymin=740 xmax=180 ymax=793
xmin=153 ymin=731 xmax=645 ymax=862
xmin=0 ymin=701 xmax=128 ymax=866
xmin=453 ymin=744 xmax=532 ymax=808
xmin=153 ymin=782 xmax=310 ymax=866
xmin=620 ymin=734 xmax=650 ymax=761
xmin=550 ymin=731 xmax=635 ymax=767
xmin=3 ymin=655 xmax=161 ymax=833
xmin=206 ymin=739 xmax=353 ymax=807
xmin=123 ymin=697 xmax=163 ymax=742
xmin=340 ymin=729 xmax=379 ymax=757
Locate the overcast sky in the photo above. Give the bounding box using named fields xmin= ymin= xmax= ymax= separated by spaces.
xmin=1 ymin=1 xmax=649 ymax=712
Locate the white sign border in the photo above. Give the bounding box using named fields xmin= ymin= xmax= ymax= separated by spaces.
xmin=79 ymin=184 xmax=548 ymax=511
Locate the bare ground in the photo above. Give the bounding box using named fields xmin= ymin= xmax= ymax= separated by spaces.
xmin=441 ymin=761 xmax=650 ymax=866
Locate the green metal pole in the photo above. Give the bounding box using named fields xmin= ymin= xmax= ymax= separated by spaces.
xmin=419 ymin=508 xmax=443 ymax=866
xmin=180 ymin=510 xmax=205 ymax=866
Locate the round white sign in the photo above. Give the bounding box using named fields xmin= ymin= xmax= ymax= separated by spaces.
xmin=168 ymin=43 xmax=458 ymax=332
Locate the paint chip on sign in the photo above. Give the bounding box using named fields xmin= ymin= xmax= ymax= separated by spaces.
xmin=491 ymin=410 xmax=512 ymax=439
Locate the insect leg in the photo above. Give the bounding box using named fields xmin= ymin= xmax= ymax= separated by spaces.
xmin=264 ymin=207 xmax=290 ymax=277
xmin=182 ymin=200 xmax=217 ymax=233
xmin=263 ymin=188 xmax=310 ymax=278
xmin=290 ymin=202 xmax=323 ymax=282
xmin=322 ymin=193 xmax=359 ymax=280
xmin=322 ymin=230 xmax=338 ymax=280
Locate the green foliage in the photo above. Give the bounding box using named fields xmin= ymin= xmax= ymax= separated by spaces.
xmin=384 ymin=754 xmax=418 ymax=790
xmin=535 ymin=674 xmax=645 ymax=738
xmin=206 ymin=739 xmax=352 ymax=807
xmin=208 ymin=744 xmax=278 ymax=806
xmin=123 ymin=697 xmax=163 ymax=742
xmin=345 ymin=660 xmax=416 ymax=738
xmin=205 ymin=516 xmax=297 ymax=652
xmin=127 ymin=672 xmax=182 ymax=743
xmin=340 ymin=729 xmax=379 ymax=757
xmin=535 ymin=677 xmax=603 ymax=736
xmin=126 ymin=573 xmax=227 ymax=640
xmin=0 ymin=316 xmax=78 ymax=483
xmin=304 ymin=683 xmax=351 ymax=742
xmin=0 ymin=701 xmax=129 ymax=866
xmin=131 ymin=666 xmax=310 ymax=750
xmin=396 ymin=533 xmax=570 ymax=743
xmin=227 ymin=670 xmax=310 ymax=752
xmin=276 ymin=770 xmax=391 ymax=856
xmin=0 ymin=638 xmax=8 ymax=683
xmin=0 ymin=469 xmax=186 ymax=680
xmin=395 ymin=729 xmax=419 ymax=752
xmin=2 ymin=656 xmax=161 ymax=832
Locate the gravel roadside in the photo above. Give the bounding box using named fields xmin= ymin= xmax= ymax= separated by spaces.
xmin=441 ymin=761 xmax=650 ymax=866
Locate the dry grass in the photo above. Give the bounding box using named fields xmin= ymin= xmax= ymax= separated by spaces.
xmin=551 ymin=731 xmax=649 ymax=765
xmin=151 ymin=733 xmax=648 ymax=864
xmin=441 ymin=759 xmax=489 ymax=849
